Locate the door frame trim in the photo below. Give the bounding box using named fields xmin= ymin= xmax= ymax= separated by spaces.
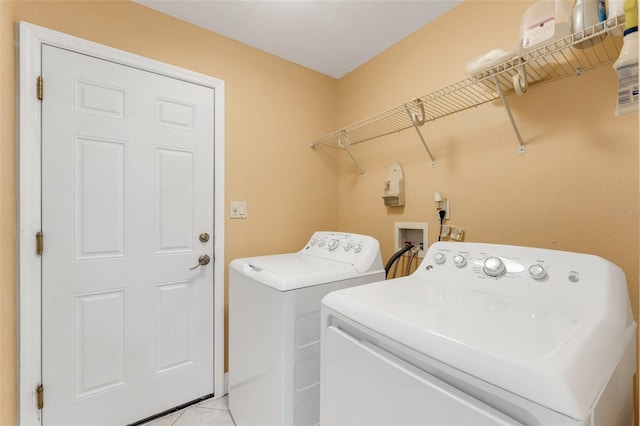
xmin=17 ymin=22 xmax=226 ymax=425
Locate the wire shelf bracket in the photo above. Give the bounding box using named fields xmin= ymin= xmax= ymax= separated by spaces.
xmin=338 ymin=132 xmax=366 ymax=176
xmin=406 ymin=99 xmax=436 ymax=167
xmin=493 ymin=73 xmax=526 ymax=154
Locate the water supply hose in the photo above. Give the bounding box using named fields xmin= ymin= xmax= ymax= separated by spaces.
xmin=385 ymin=244 xmax=415 ymax=278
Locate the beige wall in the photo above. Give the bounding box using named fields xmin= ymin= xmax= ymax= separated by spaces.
xmin=339 ymin=0 xmax=638 ymax=312
xmin=0 ymin=1 xmax=338 ymax=423
xmin=1 ymin=0 xmax=18 ymax=423
xmin=1 ymin=0 xmax=638 ymax=423
xmin=337 ymin=0 xmax=638 ymax=418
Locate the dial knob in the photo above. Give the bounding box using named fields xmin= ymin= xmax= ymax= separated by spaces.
xmin=354 ymin=243 xmax=363 ymax=253
xmin=433 ymin=252 xmax=446 ymax=264
xmin=317 ymin=240 xmax=326 ymax=247
xmin=528 ymin=264 xmax=547 ymax=280
xmin=309 ymin=238 xmax=317 ymax=246
xmin=453 ymin=254 xmax=467 ymax=267
xmin=483 ymin=257 xmax=506 ymax=277
xmin=343 ymin=241 xmax=353 ymax=251
xmin=327 ymin=239 xmax=340 ymax=251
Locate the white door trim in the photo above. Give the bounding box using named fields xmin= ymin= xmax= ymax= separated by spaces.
xmin=16 ymin=22 xmax=225 ymax=425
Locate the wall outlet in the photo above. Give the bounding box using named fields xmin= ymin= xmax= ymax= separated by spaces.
xmin=439 ymin=199 xmax=450 ymax=220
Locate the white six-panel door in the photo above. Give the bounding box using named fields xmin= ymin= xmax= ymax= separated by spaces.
xmin=41 ymin=44 xmax=215 ymax=425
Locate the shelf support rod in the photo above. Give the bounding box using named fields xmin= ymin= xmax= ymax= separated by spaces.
xmin=338 ymin=132 xmax=365 ymax=176
xmin=492 ymin=75 xmax=526 ymax=154
xmin=406 ymin=100 xmax=436 ymax=168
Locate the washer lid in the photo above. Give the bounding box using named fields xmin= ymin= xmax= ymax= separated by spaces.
xmin=322 ymin=277 xmax=635 ymax=420
xmin=230 ymin=253 xmax=362 ymax=291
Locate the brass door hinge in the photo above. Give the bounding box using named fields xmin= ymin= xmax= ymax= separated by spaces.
xmin=36 ymin=232 xmax=43 ymax=255
xmin=36 ymin=384 xmax=44 ymax=409
xmin=37 ymin=76 xmax=43 ymax=100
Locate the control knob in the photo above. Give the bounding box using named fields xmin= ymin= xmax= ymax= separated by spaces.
xmin=317 ymin=240 xmax=326 ymax=247
xmin=483 ymin=257 xmax=506 ymax=277
xmin=528 ymin=264 xmax=547 ymax=280
xmin=433 ymin=252 xmax=446 ymax=264
xmin=343 ymin=241 xmax=353 ymax=251
xmin=354 ymin=243 xmax=364 ymax=253
xmin=327 ymin=239 xmax=340 ymax=251
xmin=453 ymin=254 xmax=467 ymax=267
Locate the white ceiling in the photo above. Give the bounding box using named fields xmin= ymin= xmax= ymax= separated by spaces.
xmin=132 ymin=0 xmax=462 ymax=78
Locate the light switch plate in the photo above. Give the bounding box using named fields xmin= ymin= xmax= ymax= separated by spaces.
xmin=230 ymin=201 xmax=247 ymax=219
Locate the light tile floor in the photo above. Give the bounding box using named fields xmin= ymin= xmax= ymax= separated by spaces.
xmin=142 ymin=395 xmax=235 ymax=426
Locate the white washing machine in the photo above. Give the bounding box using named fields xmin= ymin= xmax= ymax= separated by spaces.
xmin=320 ymin=242 xmax=636 ymax=425
xmin=229 ymin=231 xmax=385 ymax=426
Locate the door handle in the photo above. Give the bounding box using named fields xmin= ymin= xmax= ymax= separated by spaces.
xmin=190 ymin=254 xmax=211 ymax=270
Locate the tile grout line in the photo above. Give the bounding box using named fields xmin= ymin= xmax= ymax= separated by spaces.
xmin=198 ymin=406 xmax=231 ymax=412
xmin=170 ymin=408 xmax=186 ymax=426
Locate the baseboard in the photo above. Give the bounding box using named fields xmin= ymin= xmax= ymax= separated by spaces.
xmin=224 ymin=372 xmax=229 ymax=395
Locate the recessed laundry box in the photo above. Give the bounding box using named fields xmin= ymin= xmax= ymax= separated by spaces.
xmin=229 ymin=231 xmax=384 ymax=426
xmin=320 ymin=242 xmax=636 ymax=425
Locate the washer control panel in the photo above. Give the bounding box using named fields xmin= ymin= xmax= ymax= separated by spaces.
xmin=416 ymin=241 xmax=631 ymax=326
xmin=422 ymin=243 xmax=570 ymax=283
xmin=418 ymin=241 xmax=625 ymax=291
xmin=302 ymin=231 xmax=383 ymax=273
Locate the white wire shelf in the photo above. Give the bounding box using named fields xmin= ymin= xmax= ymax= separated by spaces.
xmin=309 ymin=15 xmax=626 ymax=172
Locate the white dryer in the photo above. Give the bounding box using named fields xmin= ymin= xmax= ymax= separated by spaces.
xmin=229 ymin=231 xmax=385 ymax=426
xmin=320 ymin=242 xmax=636 ymax=425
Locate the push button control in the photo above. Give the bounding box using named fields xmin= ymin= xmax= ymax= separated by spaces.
xmin=528 ymin=264 xmax=547 ymax=280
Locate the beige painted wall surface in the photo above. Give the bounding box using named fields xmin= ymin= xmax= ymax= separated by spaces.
xmin=1 ymin=0 xmax=18 ymax=424
xmin=339 ymin=0 xmax=638 ymax=314
xmin=0 ymin=0 xmax=338 ymax=422
xmin=337 ymin=0 xmax=639 ymax=418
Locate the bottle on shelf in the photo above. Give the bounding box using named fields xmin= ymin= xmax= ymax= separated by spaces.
xmin=613 ymin=0 xmax=638 ymax=115
xmin=571 ymin=0 xmax=607 ymax=48
xmin=519 ymin=0 xmax=573 ymax=55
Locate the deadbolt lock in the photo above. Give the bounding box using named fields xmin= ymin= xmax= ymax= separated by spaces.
xmin=199 ymin=232 xmax=210 ymax=243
